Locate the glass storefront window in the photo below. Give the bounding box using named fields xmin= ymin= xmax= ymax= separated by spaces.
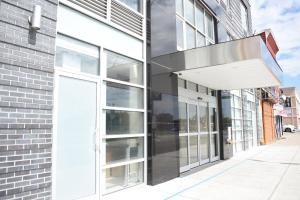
xmin=189 ymin=104 xmax=198 ymax=133
xmin=106 ymin=137 xmax=144 ymax=164
xmin=179 ymin=102 xmax=188 ymax=133
xmin=200 ymin=134 xmax=209 ymax=160
xmin=185 ymin=0 xmax=195 ymax=25
xmin=106 ymin=51 xmax=143 ymax=85
xmin=199 ymin=106 xmax=209 ymax=132
xmin=197 ymin=32 xmax=205 ymax=47
xmin=176 ymin=17 xmax=184 ymax=49
xmin=106 ymin=110 xmax=144 ymax=135
xmin=105 ymin=162 xmax=143 ymax=193
xmin=205 ymin=13 xmax=214 ymax=40
xmin=119 ymin=0 xmax=142 ymax=12
xmin=195 ymin=5 xmax=204 ymax=33
xmin=186 ymin=25 xmax=196 ymax=49
xmin=210 ymin=107 xmax=217 ymax=131
xmin=190 ymin=135 xmax=199 ymax=163
xmin=106 ymin=82 xmax=143 ymax=109
xmin=179 ymin=136 xmax=188 ymax=167
xmin=176 ymin=0 xmax=184 ymax=16
xmin=55 ymin=35 xmax=99 ymax=75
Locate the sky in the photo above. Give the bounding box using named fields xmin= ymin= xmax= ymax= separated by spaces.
xmin=250 ymin=0 xmax=300 ymax=93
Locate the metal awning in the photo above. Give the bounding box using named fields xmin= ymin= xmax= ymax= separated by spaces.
xmin=151 ymin=36 xmax=283 ymax=90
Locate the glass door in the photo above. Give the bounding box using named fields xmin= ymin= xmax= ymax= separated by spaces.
xmin=199 ymin=102 xmax=210 ymax=165
xmin=189 ymin=103 xmax=199 ymax=168
xmin=179 ymin=102 xmax=189 ymax=172
xmin=55 ymin=73 xmax=100 ymax=200
xmin=209 ymin=107 xmax=219 ymax=162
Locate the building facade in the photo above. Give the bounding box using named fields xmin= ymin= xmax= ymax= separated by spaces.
xmin=282 ymin=87 xmax=300 ymax=130
xmin=0 ymin=0 xmax=282 ymax=199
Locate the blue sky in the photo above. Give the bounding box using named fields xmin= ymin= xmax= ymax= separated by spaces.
xmin=250 ymin=0 xmax=300 ymax=92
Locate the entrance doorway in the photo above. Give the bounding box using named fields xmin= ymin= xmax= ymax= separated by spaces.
xmin=179 ymin=99 xmax=219 ymax=173
xmin=54 ymin=71 xmax=100 ymax=200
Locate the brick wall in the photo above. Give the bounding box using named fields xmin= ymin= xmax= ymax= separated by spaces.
xmin=0 ymin=0 xmax=57 ymax=199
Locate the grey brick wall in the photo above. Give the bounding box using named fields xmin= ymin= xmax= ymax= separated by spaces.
xmin=0 ymin=0 xmax=57 ymax=199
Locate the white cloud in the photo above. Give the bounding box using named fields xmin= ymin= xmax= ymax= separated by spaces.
xmin=250 ymin=0 xmax=300 ymax=76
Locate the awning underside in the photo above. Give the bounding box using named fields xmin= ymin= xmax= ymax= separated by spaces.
xmin=151 ymin=36 xmax=283 ymax=90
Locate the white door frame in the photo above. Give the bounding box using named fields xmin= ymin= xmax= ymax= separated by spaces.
xmin=52 ymin=68 xmax=101 ymax=200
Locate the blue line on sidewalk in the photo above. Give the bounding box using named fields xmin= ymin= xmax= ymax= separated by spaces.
xmin=164 ymin=148 xmax=268 ymax=200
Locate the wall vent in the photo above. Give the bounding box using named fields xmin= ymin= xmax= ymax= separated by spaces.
xmin=68 ymin=0 xmax=107 ymax=18
xmin=111 ymin=0 xmax=143 ymax=36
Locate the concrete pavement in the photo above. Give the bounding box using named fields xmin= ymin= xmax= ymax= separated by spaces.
xmin=104 ymin=133 xmax=300 ymax=200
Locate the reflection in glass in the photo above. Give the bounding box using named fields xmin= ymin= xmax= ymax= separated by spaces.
xmin=179 ymin=102 xmax=188 ymax=133
xmin=200 ymin=134 xmax=209 ymax=161
xmin=189 ymin=104 xmax=198 ymax=133
xmin=210 ymin=108 xmax=217 ymax=131
xmin=211 ymin=134 xmax=218 ymax=157
xmin=205 ymin=13 xmax=214 ymax=40
xmin=176 ymin=0 xmax=184 ymax=16
xmin=185 ymin=0 xmax=195 ymax=24
xmin=106 ymin=110 xmax=143 ymax=134
xmin=179 ymin=136 xmax=188 ymax=167
xmin=198 ymin=85 xmax=207 ymax=94
xmin=106 ymin=82 xmax=143 ymax=109
xmin=176 ymin=17 xmax=184 ymax=49
xmin=186 ymin=25 xmax=196 ymax=49
xmin=178 ymin=78 xmax=186 ymax=88
xmin=195 ymin=5 xmax=205 ymax=33
xmin=106 ymin=51 xmax=143 ymax=85
xmin=119 ymin=0 xmax=142 ymax=12
xmin=105 ymin=162 xmax=143 ymax=193
xmin=197 ymin=32 xmax=205 ymax=47
xmin=190 ymin=135 xmax=199 ymax=164
xmin=55 ymin=35 xmax=99 ymax=75
xmin=199 ymin=105 xmax=209 ymax=132
xmin=106 ymin=137 xmax=144 ymax=164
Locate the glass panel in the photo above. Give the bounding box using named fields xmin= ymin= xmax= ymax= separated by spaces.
xmin=106 ymin=110 xmax=143 ymax=135
xmin=178 ymin=78 xmax=186 ymax=88
xmin=189 ymin=104 xmax=198 ymax=133
xmin=187 ymin=81 xmax=197 ymax=92
xmin=179 ymin=102 xmax=188 ymax=133
xmin=105 ymin=162 xmax=143 ymax=193
xmin=240 ymin=1 xmax=248 ymax=31
xmin=106 ymin=137 xmax=144 ymax=164
xmin=190 ymin=135 xmax=199 ymax=164
xmin=205 ymin=13 xmax=214 ymax=40
xmin=185 ymin=0 xmax=195 ymax=25
xmin=211 ymin=134 xmax=218 ymax=157
xmin=210 ymin=108 xmax=217 ymax=131
xmin=197 ymin=32 xmax=205 ymax=47
xmin=195 ymin=5 xmax=204 ymax=33
xmin=106 ymin=51 xmax=143 ymax=85
xmin=119 ymin=0 xmax=142 ymax=12
xmin=106 ymin=82 xmax=143 ymax=109
xmin=199 ymin=105 xmax=209 ymax=132
xmin=55 ymin=35 xmax=99 ymax=75
xmin=198 ymin=85 xmax=208 ymax=94
xmin=176 ymin=17 xmax=184 ymax=49
xmin=179 ymin=136 xmax=189 ymax=167
xmin=200 ymin=134 xmax=209 ymax=161
xmin=176 ymin=0 xmax=184 ymax=16
xmin=56 ymin=76 xmax=96 ymax=200
xmin=186 ymin=25 xmax=196 ymax=49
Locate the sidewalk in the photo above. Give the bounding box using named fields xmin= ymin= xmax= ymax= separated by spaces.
xmin=104 ymin=133 xmax=300 ymax=200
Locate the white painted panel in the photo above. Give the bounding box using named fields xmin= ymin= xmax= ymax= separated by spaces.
xmin=57 ymin=5 xmax=143 ymax=61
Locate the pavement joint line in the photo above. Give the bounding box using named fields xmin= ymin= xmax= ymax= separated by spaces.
xmin=267 ymin=146 xmax=300 ymax=200
xmin=163 ymin=146 xmax=270 ymax=200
